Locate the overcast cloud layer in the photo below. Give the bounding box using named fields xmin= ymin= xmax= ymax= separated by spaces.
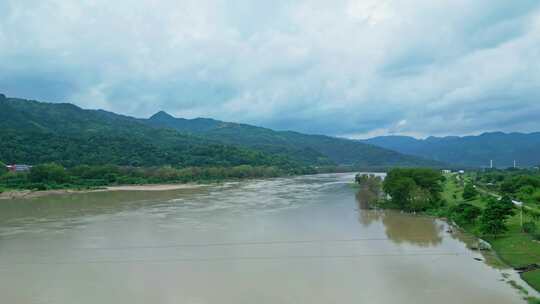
xmin=1 ymin=0 xmax=540 ymax=138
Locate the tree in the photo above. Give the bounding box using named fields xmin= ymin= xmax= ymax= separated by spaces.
xmin=383 ymin=168 xmax=443 ymax=211
xmin=0 ymin=161 xmax=6 ymax=175
xmin=383 ymin=175 xmax=417 ymax=209
xmin=409 ymin=186 xmax=433 ymax=211
xmin=499 ymin=195 xmax=516 ymax=215
xmin=355 ymin=173 xmax=383 ymax=195
xmin=28 ymin=163 xmax=68 ymax=184
xmin=462 ymin=183 xmax=478 ymax=200
xmin=479 ymin=196 xmax=515 ymax=236
xmin=523 ymin=221 xmax=537 ymax=234
xmin=450 ymin=203 xmax=481 ymax=225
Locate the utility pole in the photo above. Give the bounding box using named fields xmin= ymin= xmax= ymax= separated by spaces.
xmin=521 ymin=204 xmax=523 ymax=232
xmin=514 ymin=160 xmax=517 ymax=169
xmin=513 ymin=200 xmax=524 ymax=231
xmin=490 ymin=160 xmax=493 ymax=169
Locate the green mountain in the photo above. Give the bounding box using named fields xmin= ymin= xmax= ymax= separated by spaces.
xmin=143 ymin=111 xmax=442 ymax=168
xmin=362 ymin=133 xmax=540 ymax=168
xmin=0 ymin=94 xmax=440 ymax=169
xmin=0 ymin=94 xmax=293 ymax=168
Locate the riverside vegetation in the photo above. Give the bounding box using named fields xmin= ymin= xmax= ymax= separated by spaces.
xmin=0 ymin=162 xmax=323 ymax=193
xmin=355 ymin=168 xmax=540 ymax=301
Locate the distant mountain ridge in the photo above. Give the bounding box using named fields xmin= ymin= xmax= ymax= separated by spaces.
xmin=362 ymin=132 xmax=540 ymax=168
xmin=0 ymin=94 xmax=440 ymax=169
xmin=142 ymin=110 xmax=442 ymax=168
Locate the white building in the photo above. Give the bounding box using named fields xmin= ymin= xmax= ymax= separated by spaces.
xmin=6 ymin=164 xmax=32 ymax=172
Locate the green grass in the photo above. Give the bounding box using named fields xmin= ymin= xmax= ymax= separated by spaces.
xmin=526 ymin=297 xmax=540 ymax=304
xmin=442 ymin=175 xmax=484 ymax=208
xmin=442 ymin=173 xmax=540 ymax=292
xmin=523 ymin=270 xmax=540 ymax=293
xmin=441 ymin=176 xmax=461 ymax=202
xmin=488 ymin=219 xmax=540 ymax=267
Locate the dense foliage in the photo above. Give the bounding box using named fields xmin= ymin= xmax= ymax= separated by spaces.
xmin=462 ymin=183 xmax=478 ymax=200
xmin=355 ymin=173 xmax=383 ymax=196
xmin=0 ymin=163 xmax=308 ymax=191
xmin=0 ymin=96 xmax=298 ymax=169
xmin=479 ymin=196 xmax=515 ymax=236
xmin=476 ymin=169 xmax=540 ymax=206
xmin=449 ymin=203 xmax=482 ymax=226
xmin=374 ymin=169 xmax=520 ymax=237
xmin=382 ymin=168 xmax=444 ymax=211
xmin=0 ymin=161 xmax=6 ymax=175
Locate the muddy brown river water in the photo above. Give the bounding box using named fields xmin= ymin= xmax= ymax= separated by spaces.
xmin=0 ymin=173 xmax=535 ymax=303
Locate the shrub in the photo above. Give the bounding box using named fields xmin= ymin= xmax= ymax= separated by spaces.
xmin=450 ymin=203 xmax=482 ymax=225
xmin=479 ymin=196 xmax=515 ymax=236
xmin=0 ymin=161 xmax=7 ymax=175
xmin=523 ymin=221 xmax=537 ymax=234
xmin=0 ymin=172 xmax=29 ymax=188
xmin=462 ymin=183 xmax=478 ymax=200
xmin=29 ymin=183 xmax=47 ymax=191
xmin=29 ymin=163 xmax=68 ymax=184
xmin=383 ymin=168 xmax=443 ymax=211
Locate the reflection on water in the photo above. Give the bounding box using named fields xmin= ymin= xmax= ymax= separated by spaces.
xmin=355 ymin=188 xmax=378 ymax=211
xmin=381 ymin=212 xmax=444 ymax=247
xmin=356 ymin=188 xmax=443 ymax=247
xmin=0 ymin=173 xmax=534 ymax=304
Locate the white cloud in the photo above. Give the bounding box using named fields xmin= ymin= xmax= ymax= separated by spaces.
xmin=1 ymin=0 xmax=540 ymax=137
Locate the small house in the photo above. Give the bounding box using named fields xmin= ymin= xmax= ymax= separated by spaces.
xmin=6 ymin=164 xmax=32 ymax=172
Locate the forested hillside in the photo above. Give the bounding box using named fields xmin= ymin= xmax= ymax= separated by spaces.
xmin=0 ymin=94 xmax=440 ymax=169
xmin=144 ymin=111 xmax=441 ymax=167
xmin=0 ymin=94 xmax=293 ymax=168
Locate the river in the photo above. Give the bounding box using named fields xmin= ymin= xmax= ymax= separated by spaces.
xmin=0 ymin=173 xmax=534 ymax=303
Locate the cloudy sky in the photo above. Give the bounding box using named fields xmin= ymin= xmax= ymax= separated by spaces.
xmin=1 ymin=0 xmax=540 ymax=138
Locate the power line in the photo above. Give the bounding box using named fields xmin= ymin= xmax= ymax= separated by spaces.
xmin=0 ymin=236 xmax=457 ymax=253
xmin=3 ymin=250 xmax=538 ymax=269
xmin=1 ymin=233 xmax=536 ymax=253
xmin=0 ymin=252 xmax=473 ymax=268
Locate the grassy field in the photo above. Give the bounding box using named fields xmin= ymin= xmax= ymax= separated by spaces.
xmin=442 ymin=174 xmax=540 ymax=293
xmin=524 ymin=270 xmax=540 ymax=293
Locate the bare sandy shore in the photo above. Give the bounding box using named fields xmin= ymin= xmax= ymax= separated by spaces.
xmin=105 ymin=184 xmax=206 ymax=191
xmin=0 ymin=183 xmax=206 ymax=200
xmin=0 ymin=189 xmax=86 ymax=200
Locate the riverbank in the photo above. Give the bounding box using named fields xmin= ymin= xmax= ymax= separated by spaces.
xmin=0 ymin=182 xmax=207 ymax=200
xmin=0 ymin=164 xmax=363 ymax=201
xmin=357 ymin=169 xmax=540 ymax=302
xmin=441 ymin=174 xmax=540 ymax=298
